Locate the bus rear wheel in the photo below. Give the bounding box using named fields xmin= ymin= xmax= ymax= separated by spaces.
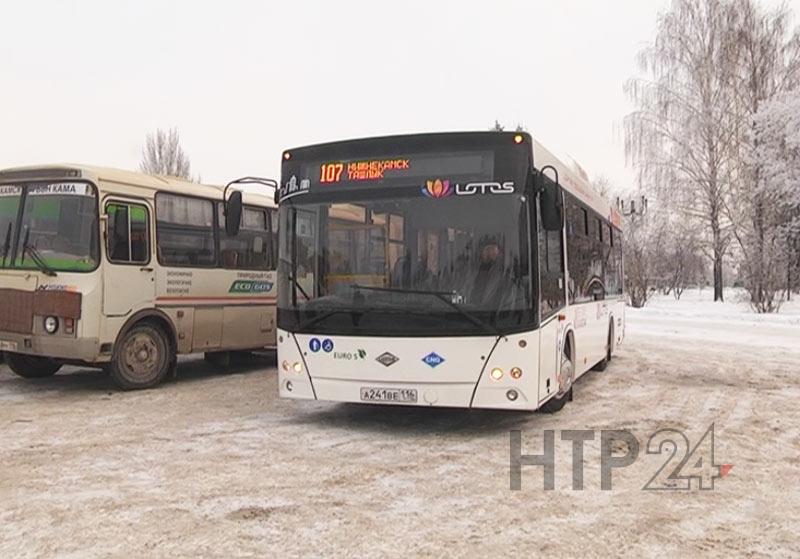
xmin=4 ymin=353 xmax=62 ymax=378
xmin=109 ymin=323 xmax=171 ymax=390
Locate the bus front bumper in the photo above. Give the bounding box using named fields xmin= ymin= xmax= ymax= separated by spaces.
xmin=0 ymin=331 xmax=101 ymax=363
xmin=279 ymin=375 xmax=536 ymax=410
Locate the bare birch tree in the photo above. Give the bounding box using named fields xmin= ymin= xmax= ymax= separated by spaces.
xmin=623 ymin=207 xmax=668 ymax=307
xmin=726 ymin=0 xmax=800 ymax=311
xmin=140 ymin=127 xmax=192 ymax=179
xmin=625 ymin=0 xmax=737 ymax=302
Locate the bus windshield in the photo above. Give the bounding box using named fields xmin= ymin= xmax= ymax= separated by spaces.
xmin=278 ymin=133 xmax=537 ymax=336
xmin=0 ymin=182 xmax=99 ymax=272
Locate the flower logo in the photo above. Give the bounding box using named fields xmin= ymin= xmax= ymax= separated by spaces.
xmin=422 ymin=179 xmax=453 ymax=199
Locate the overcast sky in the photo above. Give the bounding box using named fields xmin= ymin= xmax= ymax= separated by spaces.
xmin=2 ymin=0 xmax=799 ymax=191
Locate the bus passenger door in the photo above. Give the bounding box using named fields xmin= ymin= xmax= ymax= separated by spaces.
xmin=103 ymin=199 xmax=156 ymax=316
xmin=537 ymin=204 xmax=567 ymax=404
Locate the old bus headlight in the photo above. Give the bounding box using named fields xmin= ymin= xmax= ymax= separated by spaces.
xmin=44 ymin=316 xmax=59 ymax=334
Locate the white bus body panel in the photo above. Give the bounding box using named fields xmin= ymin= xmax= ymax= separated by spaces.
xmin=278 ymin=329 xmax=557 ymax=411
xmin=277 ymin=298 xmax=625 ymax=412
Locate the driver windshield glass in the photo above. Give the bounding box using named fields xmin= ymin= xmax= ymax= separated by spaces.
xmin=4 ymin=182 xmax=99 ymax=272
xmin=0 ymin=185 xmax=21 ymax=266
xmin=279 ymin=190 xmax=534 ymax=336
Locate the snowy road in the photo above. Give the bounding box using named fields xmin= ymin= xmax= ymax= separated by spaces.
xmin=0 ymin=291 xmax=798 ymax=557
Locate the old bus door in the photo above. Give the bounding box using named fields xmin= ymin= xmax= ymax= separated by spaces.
xmin=102 ymin=199 xmax=156 ymax=316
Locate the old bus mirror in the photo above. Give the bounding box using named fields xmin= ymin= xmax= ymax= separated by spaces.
xmin=225 ymin=190 xmax=243 ymax=237
xmin=539 ymin=166 xmax=563 ymax=231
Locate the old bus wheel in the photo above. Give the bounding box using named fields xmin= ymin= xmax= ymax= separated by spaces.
xmin=4 ymin=353 xmax=62 ymax=378
xmin=540 ymin=347 xmax=574 ymax=414
xmin=110 ymin=323 xmax=170 ymax=390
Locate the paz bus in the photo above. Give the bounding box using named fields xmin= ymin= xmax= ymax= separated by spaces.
xmin=0 ymin=165 xmax=278 ymax=390
xmin=276 ymin=132 xmax=624 ymax=412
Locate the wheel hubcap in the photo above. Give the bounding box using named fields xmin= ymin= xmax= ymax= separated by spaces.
xmin=557 ymin=357 xmax=574 ymax=397
xmin=123 ymin=334 xmax=160 ymax=378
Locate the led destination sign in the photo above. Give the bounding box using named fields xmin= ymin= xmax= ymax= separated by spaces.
xmin=305 ymin=151 xmax=494 ymax=188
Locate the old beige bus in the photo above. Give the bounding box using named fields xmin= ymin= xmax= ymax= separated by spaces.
xmin=0 ymin=165 xmax=277 ymax=389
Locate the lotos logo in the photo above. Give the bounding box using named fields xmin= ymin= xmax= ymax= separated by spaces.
xmin=422 ymin=179 xmax=453 ymax=199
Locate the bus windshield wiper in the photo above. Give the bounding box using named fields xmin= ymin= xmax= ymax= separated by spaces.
xmin=297 ymin=308 xmax=367 ymax=331
xmin=1 ymin=222 xmax=11 ymax=267
xmin=350 ymin=284 xmax=500 ymax=337
xmin=20 ymin=228 xmax=57 ymax=277
xmin=289 ymin=275 xmax=311 ymax=301
xmin=278 ymin=257 xmax=311 ymax=301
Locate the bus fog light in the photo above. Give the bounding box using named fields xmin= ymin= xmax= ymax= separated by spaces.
xmin=285 ymin=380 xmax=293 ymax=392
xmin=293 ymin=362 xmax=304 ymax=374
xmin=490 ymin=368 xmax=503 ymax=381
xmin=510 ymin=367 xmax=523 ymax=379
xmin=44 ymin=316 xmax=59 ymax=334
xmin=282 ymin=360 xmax=290 ymax=372
xmin=506 ymin=389 xmax=519 ymax=401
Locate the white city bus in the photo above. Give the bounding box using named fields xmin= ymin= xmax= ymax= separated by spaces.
xmin=0 ymin=165 xmax=278 ymax=390
xmin=275 ymin=132 xmax=624 ymax=412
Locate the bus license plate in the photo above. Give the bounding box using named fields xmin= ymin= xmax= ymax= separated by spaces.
xmin=360 ymin=387 xmax=418 ymax=403
xmin=0 ymin=340 xmax=17 ymax=352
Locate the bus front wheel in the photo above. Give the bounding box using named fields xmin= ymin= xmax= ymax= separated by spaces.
xmin=109 ymin=323 xmax=171 ymax=390
xmin=4 ymin=353 xmax=62 ymax=378
xmin=592 ymin=320 xmax=614 ymax=372
xmin=540 ymin=344 xmax=574 ymax=414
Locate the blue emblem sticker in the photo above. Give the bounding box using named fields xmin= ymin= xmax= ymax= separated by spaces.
xmin=422 ymin=352 xmax=445 ymax=368
xmin=309 ymin=338 xmax=322 ymax=353
xmin=322 ymin=339 xmax=334 ymax=353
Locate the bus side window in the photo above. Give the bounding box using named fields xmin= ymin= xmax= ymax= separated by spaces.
xmin=269 ymin=208 xmax=278 ymax=269
xmin=106 ymin=202 xmax=150 ymax=264
xmin=156 ymin=194 xmax=215 ymax=267
xmin=219 ymin=205 xmax=270 ymax=270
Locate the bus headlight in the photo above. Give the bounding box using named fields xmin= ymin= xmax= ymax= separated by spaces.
xmin=44 ymin=316 xmax=59 ymax=334
xmin=490 ymin=368 xmax=503 ymax=381
xmin=510 ymin=367 xmax=523 ymax=379
xmin=282 ymin=360 xmax=290 ymax=372
xmin=293 ymin=362 xmax=304 ymax=374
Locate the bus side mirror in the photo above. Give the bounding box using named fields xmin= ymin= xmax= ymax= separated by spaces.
xmin=225 ymin=191 xmax=243 ymax=237
xmin=539 ymin=168 xmax=563 ymax=231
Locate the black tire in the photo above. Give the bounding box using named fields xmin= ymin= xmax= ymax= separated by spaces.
xmin=592 ymin=319 xmax=614 ymax=372
xmin=109 ymin=323 xmax=171 ymax=390
xmin=540 ymin=342 xmax=574 ymax=414
xmin=4 ymin=352 xmax=62 ymax=378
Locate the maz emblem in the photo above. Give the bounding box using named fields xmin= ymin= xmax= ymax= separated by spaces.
xmin=376 ymin=352 xmax=399 ymax=367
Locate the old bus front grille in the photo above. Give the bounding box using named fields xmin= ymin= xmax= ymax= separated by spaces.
xmin=0 ymin=289 xmax=82 ymax=334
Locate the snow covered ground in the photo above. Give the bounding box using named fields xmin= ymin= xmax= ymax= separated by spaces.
xmin=0 ymin=289 xmax=798 ymax=557
xmin=632 ymin=288 xmax=800 ymax=351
